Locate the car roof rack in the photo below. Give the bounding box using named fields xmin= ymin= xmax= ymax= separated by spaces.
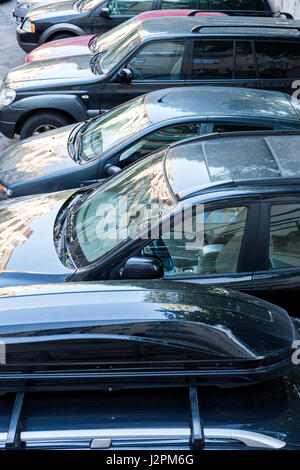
xmin=187 ymin=9 xmax=293 ymax=18
xmin=190 ymin=22 xmax=300 ymax=33
xmin=0 ymin=388 xmax=286 ymax=450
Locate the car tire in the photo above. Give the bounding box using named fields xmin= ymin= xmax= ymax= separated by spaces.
xmin=20 ymin=112 xmax=73 ymax=139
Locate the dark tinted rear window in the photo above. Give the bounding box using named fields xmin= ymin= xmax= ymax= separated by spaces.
xmin=255 ymin=42 xmax=300 ymax=79
xmin=210 ymin=0 xmax=271 ymax=11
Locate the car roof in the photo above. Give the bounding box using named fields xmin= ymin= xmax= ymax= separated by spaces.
xmin=139 ymin=16 xmax=300 ymax=38
xmin=144 ymin=87 xmax=298 ymax=123
xmin=164 ymin=131 xmax=300 ymax=197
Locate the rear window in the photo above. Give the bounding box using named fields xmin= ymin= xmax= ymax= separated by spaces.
xmin=210 ymin=0 xmax=271 ymax=11
xmin=255 ymin=42 xmax=300 ymax=79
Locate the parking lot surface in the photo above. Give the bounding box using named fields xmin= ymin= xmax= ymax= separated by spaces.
xmin=0 ymin=0 xmax=25 ymax=152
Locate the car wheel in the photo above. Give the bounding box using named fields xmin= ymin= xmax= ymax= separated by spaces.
xmin=20 ymin=112 xmax=73 ymax=139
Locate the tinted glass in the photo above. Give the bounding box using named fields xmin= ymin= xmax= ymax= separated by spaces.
xmin=235 ymin=41 xmax=256 ymax=79
xmin=143 ymin=206 xmax=248 ymax=276
xmin=269 ymin=204 xmax=300 ymax=269
xmin=191 ymin=41 xmax=233 ymax=79
xmin=68 ymin=150 xmax=175 ymax=267
xmin=212 ymin=123 xmax=274 ymax=132
xmin=128 ymin=41 xmax=186 ymax=80
xmin=119 ymin=124 xmax=199 ymax=166
xmin=100 ymin=28 xmax=140 ymax=74
xmin=161 ymin=0 xmax=208 ymax=8
xmin=78 ymin=97 xmax=150 ymax=162
xmin=109 ymin=0 xmax=153 ymax=15
xmin=255 ymin=42 xmax=300 ymax=79
xmin=210 ymin=0 xmax=270 ymax=11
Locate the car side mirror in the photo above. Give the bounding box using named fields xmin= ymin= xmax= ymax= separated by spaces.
xmin=105 ymin=164 xmax=121 ymax=176
xmin=121 ymin=257 xmax=163 ymax=280
xmin=100 ymin=7 xmax=110 ymax=19
xmin=117 ymin=68 xmax=132 ymax=85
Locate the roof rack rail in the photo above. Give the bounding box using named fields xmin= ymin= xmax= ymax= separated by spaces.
xmin=0 ymin=388 xmax=286 ymax=450
xmin=190 ymin=22 xmax=299 ymax=33
xmin=187 ymin=9 xmax=290 ymax=17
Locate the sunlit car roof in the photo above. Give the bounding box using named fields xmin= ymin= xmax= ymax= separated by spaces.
xmin=139 ymin=16 xmax=300 ymax=38
xmin=144 ymin=87 xmax=299 ymax=123
xmin=165 ymin=132 xmax=300 ymax=196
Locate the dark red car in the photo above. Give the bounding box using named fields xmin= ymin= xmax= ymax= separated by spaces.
xmin=25 ymin=9 xmax=227 ymax=62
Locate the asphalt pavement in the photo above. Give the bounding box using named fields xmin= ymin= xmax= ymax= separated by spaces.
xmin=0 ymin=0 xmax=25 ymax=152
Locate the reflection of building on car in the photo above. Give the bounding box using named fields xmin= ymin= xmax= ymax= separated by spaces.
xmin=1 ymin=86 xmax=300 ymax=199
xmin=1 ymin=130 xmax=300 ymax=317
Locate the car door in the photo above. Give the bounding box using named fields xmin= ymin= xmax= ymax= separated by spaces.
xmin=100 ymin=39 xmax=190 ymax=111
xmin=206 ymin=118 xmax=279 ymax=134
xmin=92 ymin=0 xmax=156 ymax=33
xmin=252 ymin=197 xmax=300 ymax=315
xmin=140 ymin=200 xmax=259 ymax=292
xmin=184 ymin=39 xmax=260 ymax=89
xmin=255 ymin=40 xmax=300 ymax=94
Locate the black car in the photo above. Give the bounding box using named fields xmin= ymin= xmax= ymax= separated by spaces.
xmin=15 ymin=0 xmax=283 ymax=51
xmin=6 ymin=16 xmax=300 ymax=139
xmin=1 ymin=130 xmax=300 ymax=315
xmin=0 ymin=280 xmax=298 ymax=450
xmin=1 ymin=86 xmax=300 ymax=199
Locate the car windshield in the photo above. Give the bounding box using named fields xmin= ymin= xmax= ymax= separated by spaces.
xmin=75 ymin=0 xmax=101 ymax=12
xmin=77 ymin=96 xmax=151 ymax=162
xmin=100 ymin=27 xmax=141 ymax=74
xmin=65 ymin=150 xmax=176 ymax=267
xmin=90 ymin=18 xmax=138 ymax=54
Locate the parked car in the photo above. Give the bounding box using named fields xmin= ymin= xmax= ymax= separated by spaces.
xmin=25 ymin=10 xmax=227 ymax=63
xmin=1 ymin=130 xmax=300 ymax=315
xmin=5 ymin=16 xmax=300 ymax=139
xmin=14 ymin=0 xmax=281 ymax=50
xmin=2 ymin=86 xmax=300 ymax=198
xmin=0 ymin=280 xmax=298 ymax=449
xmin=0 ymin=280 xmax=296 ymax=392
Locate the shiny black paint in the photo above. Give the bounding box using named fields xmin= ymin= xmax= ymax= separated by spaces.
xmin=15 ymin=0 xmax=275 ymax=53
xmin=0 ymin=280 xmax=295 ymax=389
xmin=5 ymin=17 xmax=300 ymax=139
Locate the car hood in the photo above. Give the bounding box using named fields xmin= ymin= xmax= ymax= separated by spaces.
xmin=0 ymin=189 xmax=77 ymax=284
xmin=5 ymin=54 xmax=97 ymax=86
xmin=27 ymin=1 xmax=81 ymax=21
xmin=0 ymin=281 xmax=295 ymax=389
xmin=0 ymin=125 xmax=79 ymax=187
xmin=26 ymin=35 xmax=94 ymax=62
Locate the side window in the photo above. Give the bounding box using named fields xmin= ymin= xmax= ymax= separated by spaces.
xmin=128 ymin=41 xmax=186 ymax=80
xmin=191 ymin=41 xmax=234 ymax=80
xmin=212 ymin=123 xmax=274 ymax=132
xmin=161 ymin=0 xmax=208 ymax=9
xmin=268 ymin=204 xmax=300 ymax=269
xmin=255 ymin=42 xmax=300 ymax=79
xmin=143 ymin=205 xmax=248 ymax=277
xmin=119 ymin=124 xmax=199 ymax=166
xmin=235 ymin=41 xmax=256 ymax=79
xmin=109 ymin=0 xmax=153 ymax=16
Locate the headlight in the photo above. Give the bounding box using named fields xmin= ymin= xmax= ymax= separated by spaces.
xmin=18 ymin=2 xmax=32 ymax=9
xmin=21 ymin=18 xmax=35 ymax=33
xmin=0 ymin=82 xmax=16 ymax=108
